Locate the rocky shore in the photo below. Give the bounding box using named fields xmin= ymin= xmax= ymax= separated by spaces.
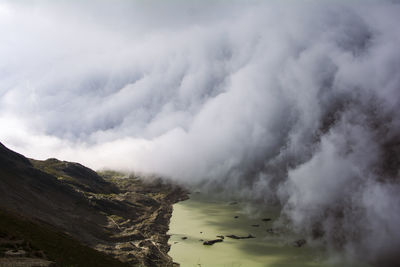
xmin=0 ymin=142 xmax=188 ymax=266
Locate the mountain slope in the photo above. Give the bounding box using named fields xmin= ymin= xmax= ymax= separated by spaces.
xmin=0 ymin=142 xmax=187 ymax=266
xmin=0 ymin=208 xmax=129 ymax=267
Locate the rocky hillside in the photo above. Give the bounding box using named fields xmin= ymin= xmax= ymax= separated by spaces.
xmin=0 ymin=142 xmax=187 ymax=266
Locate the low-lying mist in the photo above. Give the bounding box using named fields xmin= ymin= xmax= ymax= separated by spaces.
xmin=1 ymin=0 xmax=399 ymax=265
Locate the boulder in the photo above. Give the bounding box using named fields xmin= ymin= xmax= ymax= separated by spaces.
xmin=293 ymin=239 xmax=307 ymax=247
xmin=226 ymin=234 xmax=255 ymax=239
xmin=203 ymin=239 xmax=223 ymax=245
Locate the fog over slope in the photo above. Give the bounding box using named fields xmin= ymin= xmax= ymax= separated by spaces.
xmin=1 ymin=0 xmax=399 ymax=264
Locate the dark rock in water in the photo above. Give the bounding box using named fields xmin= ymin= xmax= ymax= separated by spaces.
xmin=234 ymin=216 xmax=239 ymax=219
xmin=229 ymin=201 xmax=238 ymax=205
xmin=203 ymin=239 xmax=223 ymax=245
xmin=226 ymin=234 xmax=255 ymax=239
xmin=266 ymin=228 xmax=279 ymax=234
xmin=251 ymin=224 xmax=259 ymax=227
xmin=199 ymin=239 xmax=204 ymax=242
xmin=200 ymin=232 xmax=203 ymax=234
xmin=174 ymin=242 xmax=178 ymax=244
xmin=181 ymin=237 xmax=188 ymax=240
xmin=262 ymin=218 xmax=271 ymax=222
xmin=293 ymin=239 xmax=307 ymax=247
xmin=216 ymin=235 xmax=224 ymax=239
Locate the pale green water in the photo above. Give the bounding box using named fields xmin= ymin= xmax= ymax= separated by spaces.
xmin=168 ymin=194 xmax=368 ymax=267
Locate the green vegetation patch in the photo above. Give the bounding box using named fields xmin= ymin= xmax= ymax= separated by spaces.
xmin=97 ymin=170 xmax=128 ymax=180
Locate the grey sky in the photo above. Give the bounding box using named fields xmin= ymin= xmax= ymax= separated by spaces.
xmin=1 ymin=1 xmax=399 ymax=264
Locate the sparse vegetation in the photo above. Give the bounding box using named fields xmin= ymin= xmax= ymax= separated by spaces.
xmin=0 ymin=209 xmax=130 ymax=267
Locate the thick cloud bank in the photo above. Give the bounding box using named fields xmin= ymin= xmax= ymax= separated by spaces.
xmin=1 ymin=0 xmax=399 ymax=265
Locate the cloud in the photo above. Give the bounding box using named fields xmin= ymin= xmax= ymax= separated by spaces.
xmin=1 ymin=0 xmax=400 ymax=264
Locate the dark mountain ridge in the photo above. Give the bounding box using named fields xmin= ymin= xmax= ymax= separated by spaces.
xmin=0 ymin=142 xmax=187 ymax=266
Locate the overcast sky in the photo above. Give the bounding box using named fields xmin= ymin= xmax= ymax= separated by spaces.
xmin=1 ymin=1 xmax=400 ymax=265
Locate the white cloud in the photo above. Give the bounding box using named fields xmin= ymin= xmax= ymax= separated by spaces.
xmin=1 ymin=0 xmax=399 ymax=264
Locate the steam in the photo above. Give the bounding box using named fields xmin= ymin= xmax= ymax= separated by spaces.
xmin=1 ymin=0 xmax=399 ymax=265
